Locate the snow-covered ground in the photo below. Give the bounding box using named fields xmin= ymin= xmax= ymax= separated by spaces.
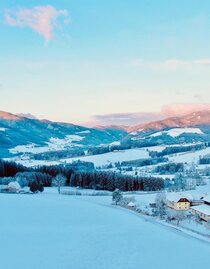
xmin=169 ymin=147 xmax=210 ymax=164
xmin=63 ymin=148 xmax=150 ymax=167
xmin=7 ymin=141 xmax=209 ymax=169
xmin=150 ymin=127 xmax=204 ymax=138
xmin=0 ymin=192 xmax=210 ymax=269
xmin=9 ymin=135 xmax=84 ymax=154
xmin=6 ymin=148 xmax=151 ymax=167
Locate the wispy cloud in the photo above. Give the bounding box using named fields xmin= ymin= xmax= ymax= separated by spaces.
xmin=130 ymin=58 xmax=210 ymax=70
xmin=161 ymin=103 xmax=210 ymax=117
xmin=83 ymin=112 xmax=164 ymax=127
xmin=5 ymin=5 xmax=70 ymax=42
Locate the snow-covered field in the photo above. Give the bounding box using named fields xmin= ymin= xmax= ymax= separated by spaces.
xmin=63 ymin=148 xmax=150 ymax=167
xmin=0 ymin=191 xmax=210 ymax=269
xmin=6 ymin=148 xmax=151 ymax=167
xmin=169 ymin=147 xmax=210 ymax=163
xmin=9 ymin=135 xmax=84 ymax=154
xmin=150 ymin=127 xmax=204 ymax=138
xmin=7 ymin=141 xmax=209 ymax=169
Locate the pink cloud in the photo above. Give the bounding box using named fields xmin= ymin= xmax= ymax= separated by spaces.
xmin=5 ymin=5 xmax=69 ymax=41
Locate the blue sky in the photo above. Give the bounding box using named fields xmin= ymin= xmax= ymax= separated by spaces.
xmin=1 ymin=0 xmax=210 ymax=123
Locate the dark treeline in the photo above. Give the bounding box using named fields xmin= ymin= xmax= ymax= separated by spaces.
xmin=199 ymin=156 xmax=210 ymax=165
xmin=33 ymin=148 xmax=85 ymax=161
xmin=0 ymin=159 xmax=29 ymax=177
xmin=87 ymin=141 xmax=159 ymax=156
xmin=150 ymin=143 xmax=206 ymax=158
xmin=69 ymin=171 xmax=164 ymax=191
xmin=0 ymin=172 xmax=52 ymax=187
xmin=0 ymin=159 xmax=164 ymax=191
xmin=154 ymin=163 xmax=184 ymax=174
xmin=121 ymin=157 xmax=168 ymax=167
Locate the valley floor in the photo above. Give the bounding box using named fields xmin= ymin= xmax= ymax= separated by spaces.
xmin=0 ymin=192 xmax=210 ymax=269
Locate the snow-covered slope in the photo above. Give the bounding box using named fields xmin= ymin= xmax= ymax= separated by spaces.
xmin=8 ymin=148 xmax=151 ymax=167
xmin=129 ymin=110 xmax=210 ymax=133
xmin=126 ymin=111 xmax=210 ymax=144
xmin=150 ymin=128 xmax=204 ymax=138
xmin=0 ymin=193 xmax=210 ymax=269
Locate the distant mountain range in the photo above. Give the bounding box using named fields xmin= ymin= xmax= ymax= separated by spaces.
xmin=82 ymin=103 xmax=210 ymax=127
xmin=1 ymin=109 xmax=210 ymax=158
xmin=0 ymin=111 xmax=126 ymax=157
xmin=129 ymin=110 xmax=210 ymax=132
xmin=126 ymin=110 xmax=210 ymax=144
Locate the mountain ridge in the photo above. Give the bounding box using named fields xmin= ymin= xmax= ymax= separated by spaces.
xmin=0 ymin=110 xmax=127 ymax=157
xmin=1 ymin=109 xmax=210 ymax=158
xmin=128 ymin=110 xmax=210 ymax=133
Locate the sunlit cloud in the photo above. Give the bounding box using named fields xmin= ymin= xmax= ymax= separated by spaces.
xmin=5 ymin=5 xmax=70 ymax=42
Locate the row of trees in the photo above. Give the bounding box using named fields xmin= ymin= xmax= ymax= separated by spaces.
xmin=34 ymin=148 xmax=85 ymax=161
xmin=154 ymin=163 xmax=184 ymax=174
xmin=0 ymin=172 xmax=52 ymax=187
xmin=0 ymin=160 xmax=28 ymax=177
xmin=87 ymin=141 xmax=158 ymax=156
xmin=69 ymin=171 xmax=164 ymax=191
xmin=199 ymin=156 xmax=210 ymax=165
xmin=150 ymin=143 xmax=207 ymax=158
xmin=0 ymin=159 xmax=164 ymax=192
xmin=121 ymin=157 xmax=168 ymax=167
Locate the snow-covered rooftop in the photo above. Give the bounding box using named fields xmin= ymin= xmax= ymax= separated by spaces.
xmin=202 ymin=195 xmax=210 ymax=204
xmin=127 ymin=201 xmax=135 ymax=207
xmin=191 ymin=204 xmax=210 ymax=216
xmin=167 ymin=193 xmax=192 ymax=203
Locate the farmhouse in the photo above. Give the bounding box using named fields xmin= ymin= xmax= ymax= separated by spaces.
xmin=167 ymin=193 xmax=191 ymax=211
xmin=190 ymin=194 xmax=210 ymax=222
xmin=202 ymin=195 xmax=210 ymax=206
xmin=191 ymin=205 xmax=210 ymax=222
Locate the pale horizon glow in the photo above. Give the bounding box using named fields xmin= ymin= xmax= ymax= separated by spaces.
xmin=1 ymin=1 xmax=210 ymax=124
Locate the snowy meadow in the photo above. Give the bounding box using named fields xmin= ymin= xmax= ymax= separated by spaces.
xmin=1 ymin=190 xmax=210 ymax=269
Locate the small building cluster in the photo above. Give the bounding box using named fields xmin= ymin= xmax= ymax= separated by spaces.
xmin=166 ymin=192 xmax=210 ymax=222
xmin=191 ymin=195 xmax=210 ymax=222
xmin=167 ymin=193 xmax=191 ymax=211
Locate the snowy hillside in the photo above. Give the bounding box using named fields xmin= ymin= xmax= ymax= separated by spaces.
xmin=0 ymin=192 xmax=210 ymax=269
xmin=126 ymin=110 xmax=210 ymax=144
xmin=150 ymin=128 xmax=204 ymax=138
xmin=7 ymin=148 xmax=151 ymax=167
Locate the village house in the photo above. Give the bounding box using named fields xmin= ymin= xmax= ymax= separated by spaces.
xmin=167 ymin=193 xmax=191 ymax=211
xmin=191 ymin=205 xmax=210 ymax=222
xmin=191 ymin=194 xmax=210 ymax=222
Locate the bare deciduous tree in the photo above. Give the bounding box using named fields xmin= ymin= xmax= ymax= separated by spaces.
xmin=53 ymin=174 xmax=66 ymax=194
